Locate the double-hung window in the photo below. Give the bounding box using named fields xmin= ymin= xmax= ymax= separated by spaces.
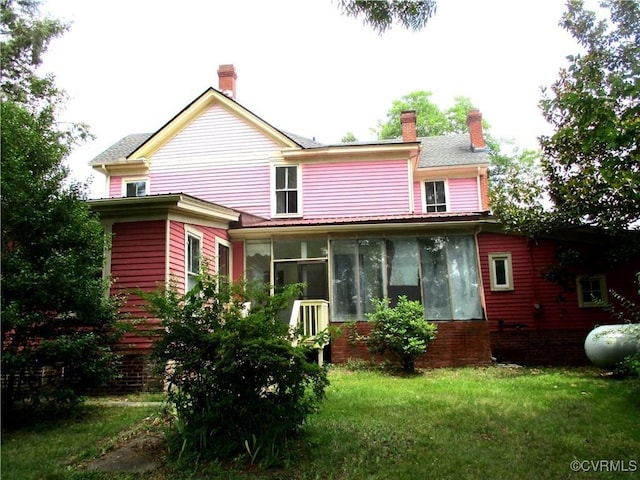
xmin=186 ymin=232 xmax=202 ymax=292
xmin=275 ymin=165 xmax=299 ymax=215
xmin=425 ymin=180 xmax=447 ymax=212
xmin=488 ymin=253 xmax=514 ymax=291
xmin=124 ymin=179 xmax=148 ymax=197
xmin=577 ymin=275 xmax=607 ymax=307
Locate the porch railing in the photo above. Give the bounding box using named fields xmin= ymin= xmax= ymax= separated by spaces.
xmin=289 ymin=299 xmax=330 ymax=365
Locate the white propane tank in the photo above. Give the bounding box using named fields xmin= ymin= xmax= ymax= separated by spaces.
xmin=584 ymin=324 xmax=640 ymax=369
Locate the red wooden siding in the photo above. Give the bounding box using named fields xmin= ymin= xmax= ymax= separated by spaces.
xmin=110 ymin=220 xmax=166 ymax=353
xmin=478 ymin=232 xmax=639 ymax=365
xmin=302 ymin=160 xmax=411 ymax=217
xmin=232 ymin=240 xmax=244 ymax=283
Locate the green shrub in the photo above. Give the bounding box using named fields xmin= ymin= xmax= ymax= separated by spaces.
xmin=146 ymin=274 xmax=328 ymax=464
xmin=366 ymin=296 xmax=437 ymax=373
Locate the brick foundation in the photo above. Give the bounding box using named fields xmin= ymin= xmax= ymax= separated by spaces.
xmin=92 ymin=352 xmax=163 ymax=394
xmin=490 ymin=328 xmax=591 ymax=366
xmin=330 ymin=320 xmax=493 ymax=368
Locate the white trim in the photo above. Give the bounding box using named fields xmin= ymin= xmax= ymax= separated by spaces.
xmin=185 ymin=225 xmax=203 ymax=292
xmin=407 ymin=159 xmax=415 ymax=214
xmin=165 ymin=219 xmax=171 ymax=287
xmin=576 ymin=274 xmax=608 ymax=307
xmin=488 ymin=253 xmax=514 ymax=291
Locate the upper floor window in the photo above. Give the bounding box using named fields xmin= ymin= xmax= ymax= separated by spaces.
xmin=577 ymin=275 xmax=608 ymax=307
xmin=186 ymin=232 xmax=202 ymax=292
xmin=425 ymin=180 xmax=446 ymax=212
xmin=124 ymin=179 xmax=148 ymax=197
xmin=488 ymin=253 xmax=514 ymax=291
xmin=275 ymin=165 xmax=299 ymax=215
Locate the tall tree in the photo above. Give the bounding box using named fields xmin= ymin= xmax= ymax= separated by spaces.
xmin=539 ymin=0 xmax=640 ymax=231
xmin=375 ymin=92 xmax=481 ymax=139
xmin=336 ymin=0 xmax=437 ymax=34
xmin=1 ymin=0 xmax=122 ymax=415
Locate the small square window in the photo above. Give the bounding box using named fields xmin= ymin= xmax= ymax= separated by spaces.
xmin=489 ymin=253 xmax=513 ymax=291
xmin=125 ymin=180 xmax=148 ymax=197
xmin=425 ymin=180 xmax=447 ymax=213
xmin=577 ymin=275 xmax=608 ymax=307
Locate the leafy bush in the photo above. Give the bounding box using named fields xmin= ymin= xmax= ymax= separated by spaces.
xmin=605 ymin=272 xmax=640 ymax=376
xmin=366 ymin=296 xmax=437 ymax=373
xmin=146 ymin=274 xmax=328 ymax=464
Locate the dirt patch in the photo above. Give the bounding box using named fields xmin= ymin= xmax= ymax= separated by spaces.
xmin=87 ymin=433 xmax=166 ymax=474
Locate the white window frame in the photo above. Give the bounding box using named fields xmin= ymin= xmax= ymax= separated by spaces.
xmin=577 ymin=275 xmax=608 ymax=307
xmin=185 ymin=228 xmax=203 ymax=292
xmin=272 ymin=164 xmax=302 ymax=217
xmin=122 ymin=178 xmax=149 ymax=197
xmin=488 ymin=253 xmax=514 ymax=291
xmin=216 ymin=238 xmax=231 ymax=280
xmin=423 ymin=179 xmax=448 ymax=213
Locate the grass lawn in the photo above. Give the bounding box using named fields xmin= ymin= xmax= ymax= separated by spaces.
xmin=2 ymin=366 xmax=639 ymax=479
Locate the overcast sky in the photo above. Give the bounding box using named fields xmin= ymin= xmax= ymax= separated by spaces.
xmin=40 ymin=0 xmax=585 ymax=198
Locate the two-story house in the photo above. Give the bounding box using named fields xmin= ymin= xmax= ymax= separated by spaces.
xmin=89 ymin=65 xmax=638 ymax=391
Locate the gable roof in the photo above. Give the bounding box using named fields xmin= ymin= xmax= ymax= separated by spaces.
xmin=89 ymin=89 xmax=488 ymax=169
xmin=89 ymin=87 xmax=315 ymax=167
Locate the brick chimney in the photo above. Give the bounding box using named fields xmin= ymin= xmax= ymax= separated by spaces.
xmin=466 ymin=109 xmax=486 ymax=151
xmin=401 ymin=110 xmax=417 ymax=142
xmin=217 ymin=64 xmax=237 ymax=99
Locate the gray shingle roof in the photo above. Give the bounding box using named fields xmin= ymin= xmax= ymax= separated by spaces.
xmin=417 ymin=134 xmax=488 ymax=168
xmin=89 ymin=133 xmax=152 ymax=166
xmin=89 ymin=131 xmax=487 ymax=169
xmin=280 ymin=131 xmax=325 ymax=148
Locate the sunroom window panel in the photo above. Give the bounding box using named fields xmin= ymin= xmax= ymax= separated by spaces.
xmin=358 ymin=240 xmax=384 ymax=316
xmin=246 ymin=240 xmax=271 ymax=284
xmin=386 ymin=238 xmax=421 ymax=303
xmin=447 ymin=236 xmax=482 ymax=319
xmin=419 ymin=237 xmax=452 ymax=320
xmin=331 ymin=240 xmax=359 ymax=321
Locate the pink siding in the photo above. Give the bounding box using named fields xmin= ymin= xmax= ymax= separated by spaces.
xmin=449 ymin=178 xmax=479 ymax=212
xmin=302 ymin=160 xmax=410 ymax=218
xmin=150 ymin=104 xmax=281 ymax=169
xmin=168 ymin=221 xmax=185 ymax=287
xmin=167 ymin=222 xmax=228 ymax=290
xmin=151 ymin=166 xmax=270 ymax=217
xmin=413 ymin=177 xmax=480 ymax=213
xmin=232 ymin=241 xmax=244 ymax=283
xmin=109 ymin=176 xmax=123 ymax=197
xmin=412 ymin=181 xmax=422 ymax=213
